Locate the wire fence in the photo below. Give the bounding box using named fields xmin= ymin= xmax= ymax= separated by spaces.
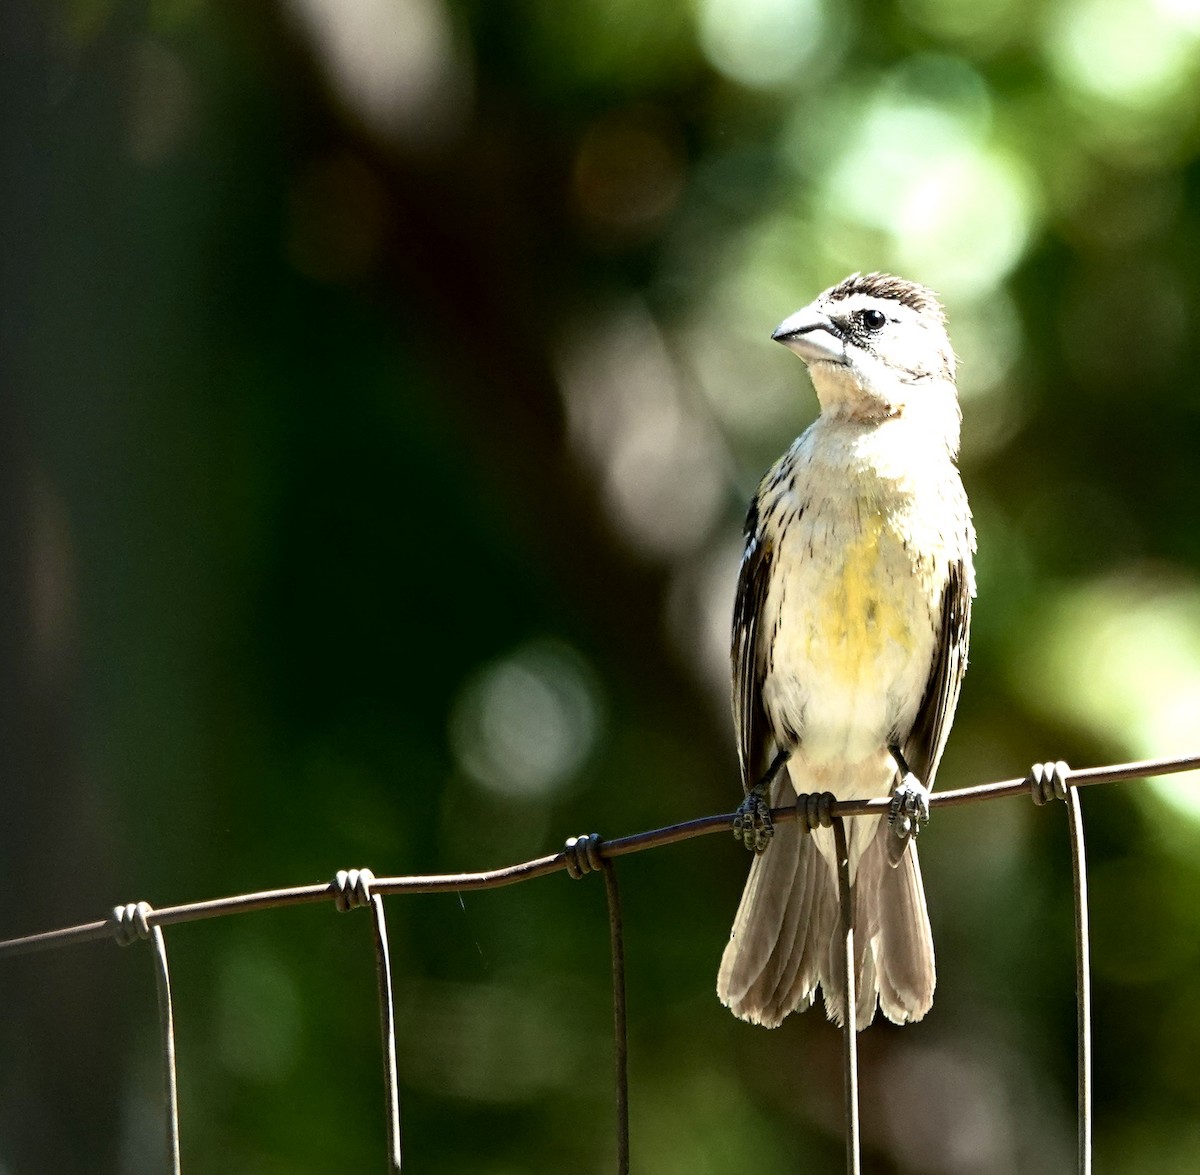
xmin=3 ymin=751 xmax=1199 ymax=1174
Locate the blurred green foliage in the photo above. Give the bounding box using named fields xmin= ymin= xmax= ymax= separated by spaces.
xmin=6 ymin=0 xmax=1200 ymax=1170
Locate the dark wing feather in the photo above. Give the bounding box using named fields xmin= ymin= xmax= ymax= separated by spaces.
xmin=901 ymin=558 xmax=972 ymax=793
xmin=731 ymin=497 xmax=775 ymax=791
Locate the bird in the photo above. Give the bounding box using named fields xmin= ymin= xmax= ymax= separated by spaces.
xmin=716 ymin=272 xmax=975 ymax=1031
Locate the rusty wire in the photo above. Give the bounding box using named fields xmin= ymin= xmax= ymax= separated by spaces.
xmin=832 ymin=817 xmax=861 ymax=1175
xmin=4 ymin=751 xmax=1195 ymax=961
xmin=2 ymin=751 xmax=1198 ymax=1173
xmin=600 ymin=860 xmax=630 ymax=1175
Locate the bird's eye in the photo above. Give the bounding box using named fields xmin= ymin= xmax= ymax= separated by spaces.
xmin=861 ymin=308 xmax=886 ymax=331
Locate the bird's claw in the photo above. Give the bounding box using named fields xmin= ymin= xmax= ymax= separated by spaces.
xmin=733 ymin=788 xmax=774 ymax=853
xmin=888 ymin=772 xmax=930 ymax=839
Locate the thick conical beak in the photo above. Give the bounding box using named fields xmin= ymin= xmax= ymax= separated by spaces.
xmin=771 ymin=307 xmax=847 ymax=365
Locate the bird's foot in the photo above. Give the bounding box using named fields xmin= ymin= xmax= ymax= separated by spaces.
xmin=733 ymin=781 xmax=774 ymax=853
xmin=888 ymin=773 xmax=930 ymax=840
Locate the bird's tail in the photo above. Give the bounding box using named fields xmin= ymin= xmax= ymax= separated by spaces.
xmin=717 ymin=815 xmax=935 ymax=1030
xmin=717 ymin=815 xmax=842 ymax=1028
xmin=843 ymin=818 xmax=936 ymax=1026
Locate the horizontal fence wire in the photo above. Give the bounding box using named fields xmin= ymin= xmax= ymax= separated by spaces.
xmin=2 ymin=751 xmax=1194 ymax=959
xmin=2 ymin=750 xmax=1198 ymax=1175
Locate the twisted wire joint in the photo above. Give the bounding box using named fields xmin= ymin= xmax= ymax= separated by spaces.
xmin=564 ymin=833 xmax=604 ymax=879
xmin=1028 ymin=761 xmax=1072 ymax=806
xmin=109 ymin=901 xmax=154 ymax=947
xmin=795 ymin=791 xmax=837 ymax=832
xmin=333 ymin=868 xmax=376 ymax=912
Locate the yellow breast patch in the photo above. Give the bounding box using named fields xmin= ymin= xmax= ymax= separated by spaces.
xmin=808 ymin=516 xmax=916 ymax=684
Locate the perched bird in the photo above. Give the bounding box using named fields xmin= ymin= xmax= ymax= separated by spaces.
xmin=716 ymin=272 xmax=975 ymax=1030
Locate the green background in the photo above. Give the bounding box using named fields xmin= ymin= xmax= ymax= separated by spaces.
xmin=4 ymin=0 xmax=1200 ymax=1170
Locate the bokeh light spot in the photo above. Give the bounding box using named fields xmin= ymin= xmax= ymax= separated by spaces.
xmin=1021 ymin=571 xmax=1200 ymax=821
xmin=1046 ymin=0 xmax=1200 ymax=112
xmin=572 ymin=107 xmax=687 ymax=242
xmin=814 ymin=63 xmax=1035 ymax=297
xmin=559 ymin=304 xmax=730 ymax=557
xmin=697 ymin=0 xmax=836 ymax=89
xmin=285 ymin=0 xmax=470 ymax=149
xmin=899 ymin=0 xmax=1024 ymax=53
xmin=450 ymin=639 xmax=603 ymax=799
xmin=125 ymin=38 xmax=193 ymax=164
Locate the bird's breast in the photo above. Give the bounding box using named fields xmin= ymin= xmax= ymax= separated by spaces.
xmin=761 ymin=491 xmax=941 ymax=764
xmin=807 ymin=513 xmax=917 ymax=679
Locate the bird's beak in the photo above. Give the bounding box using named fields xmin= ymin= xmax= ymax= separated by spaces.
xmin=771 ymin=307 xmax=847 ymax=366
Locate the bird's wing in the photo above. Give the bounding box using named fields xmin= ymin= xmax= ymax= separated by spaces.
xmin=901 ymin=558 xmax=972 ymax=791
xmin=731 ymin=497 xmax=776 ymax=791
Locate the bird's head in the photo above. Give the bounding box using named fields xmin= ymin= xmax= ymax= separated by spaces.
xmin=773 ymin=272 xmax=959 ymax=447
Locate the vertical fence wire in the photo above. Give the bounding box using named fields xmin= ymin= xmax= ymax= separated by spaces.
xmin=110 ymin=904 xmax=181 ymax=1175
xmin=600 ymin=859 xmax=630 ymax=1175
xmin=831 ymin=817 xmax=861 ymax=1175
xmin=149 ymin=925 xmax=182 ymax=1175
xmin=370 ymin=895 xmax=404 ymax=1173
xmin=1065 ymin=788 xmax=1092 ymax=1175
xmin=7 ymin=754 xmax=1196 ymax=1172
